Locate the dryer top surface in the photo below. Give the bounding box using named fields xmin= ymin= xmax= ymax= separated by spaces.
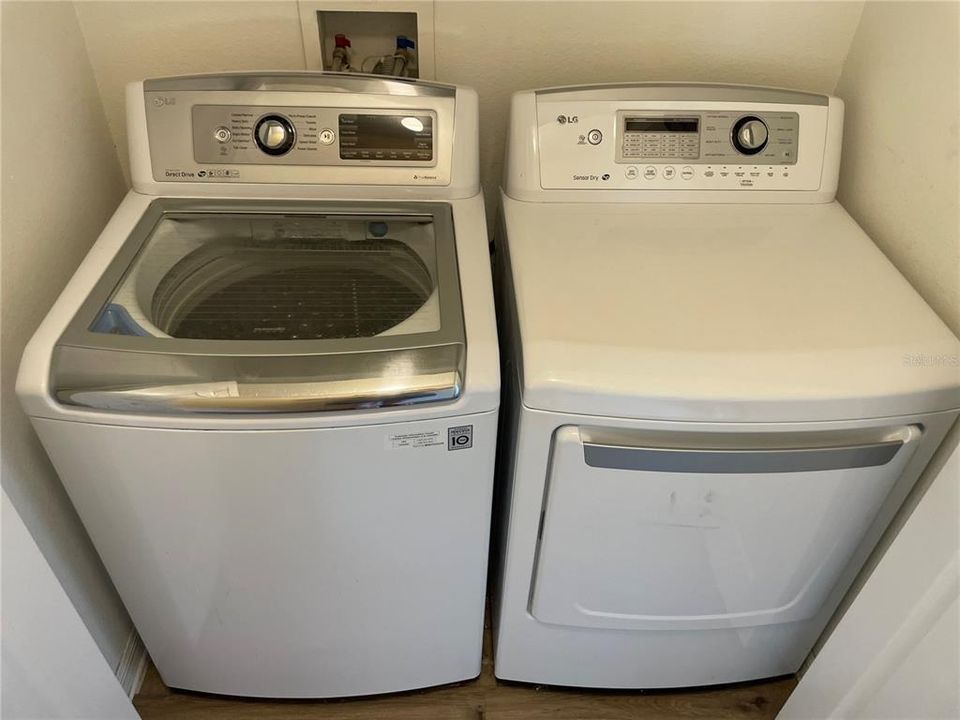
xmin=501 ymin=197 xmax=960 ymax=422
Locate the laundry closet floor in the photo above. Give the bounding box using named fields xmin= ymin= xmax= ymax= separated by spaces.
xmin=133 ymin=617 xmax=796 ymax=719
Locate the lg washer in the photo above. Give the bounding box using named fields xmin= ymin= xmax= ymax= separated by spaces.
xmin=18 ymin=73 xmax=499 ymax=698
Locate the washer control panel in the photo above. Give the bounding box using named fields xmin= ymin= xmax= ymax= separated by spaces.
xmin=534 ymin=91 xmax=831 ymax=192
xmin=193 ymin=105 xmax=436 ymax=167
xmin=616 ymin=111 xmax=799 ymax=165
xmin=140 ymin=75 xmax=457 ymax=187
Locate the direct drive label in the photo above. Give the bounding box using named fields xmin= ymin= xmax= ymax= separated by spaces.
xmin=447 ymin=425 xmax=474 ymax=451
xmin=386 ymin=430 xmax=444 ymax=450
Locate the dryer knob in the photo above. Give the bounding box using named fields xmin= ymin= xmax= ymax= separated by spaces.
xmin=254 ymin=115 xmax=296 ymax=156
xmin=732 ymin=116 xmax=768 ymax=155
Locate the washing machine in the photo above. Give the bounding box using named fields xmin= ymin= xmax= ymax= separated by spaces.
xmin=17 ymin=73 xmax=499 ymax=698
xmin=492 ymin=83 xmax=960 ymax=688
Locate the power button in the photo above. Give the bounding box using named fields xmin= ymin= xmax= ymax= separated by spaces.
xmin=213 ymin=126 xmax=232 ymax=143
xmin=587 ymin=129 xmax=603 ymax=145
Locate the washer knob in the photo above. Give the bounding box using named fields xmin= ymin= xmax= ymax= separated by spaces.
xmin=254 ymin=115 xmax=295 ymax=155
xmin=732 ymin=116 xmax=768 ymax=155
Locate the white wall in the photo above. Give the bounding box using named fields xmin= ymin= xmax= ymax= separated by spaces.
xmin=1 ymin=0 xmax=134 ymax=670
xmin=75 ymin=0 xmax=864 ymax=217
xmin=834 ymin=1 xmax=960 ymax=335
xmin=2 ymin=491 xmax=139 ymax=720
xmin=778 ymin=426 xmax=960 ymax=719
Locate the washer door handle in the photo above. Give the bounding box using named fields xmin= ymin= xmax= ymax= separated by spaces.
xmin=59 ymin=372 xmax=461 ymax=415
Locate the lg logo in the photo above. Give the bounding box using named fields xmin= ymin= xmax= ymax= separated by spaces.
xmin=556 ymin=114 xmax=579 ymax=125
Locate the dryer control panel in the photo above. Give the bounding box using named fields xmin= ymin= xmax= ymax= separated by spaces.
xmin=511 ymin=84 xmax=842 ymax=199
xmin=616 ymin=111 xmax=800 ymax=166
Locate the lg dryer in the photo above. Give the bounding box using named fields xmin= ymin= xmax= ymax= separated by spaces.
xmin=492 ymin=83 xmax=960 ymax=688
xmin=17 ymin=73 xmax=499 ymax=698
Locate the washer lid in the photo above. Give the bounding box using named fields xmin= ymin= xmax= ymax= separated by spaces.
xmin=502 ymin=197 xmax=960 ymax=422
xmin=54 ymin=199 xmax=465 ymax=415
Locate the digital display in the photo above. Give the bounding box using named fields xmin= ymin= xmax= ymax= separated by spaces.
xmin=339 ymin=114 xmax=433 ymax=161
xmin=625 ymin=117 xmax=699 ymax=133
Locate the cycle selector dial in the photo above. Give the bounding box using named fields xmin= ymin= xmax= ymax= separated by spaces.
xmin=732 ymin=116 xmax=768 ymax=155
xmin=254 ymin=115 xmax=296 ymax=156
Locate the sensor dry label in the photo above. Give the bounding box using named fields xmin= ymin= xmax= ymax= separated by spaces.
xmin=386 ymin=430 xmax=444 ymax=450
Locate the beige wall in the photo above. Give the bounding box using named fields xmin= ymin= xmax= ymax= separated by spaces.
xmin=435 ymin=0 xmax=863 ymax=217
xmin=75 ymin=1 xmax=306 ymax=184
xmin=1 ymin=1 xmax=133 ymax=669
xmin=835 ymin=1 xmax=960 ymax=335
xmin=76 ymin=0 xmax=864 ymax=215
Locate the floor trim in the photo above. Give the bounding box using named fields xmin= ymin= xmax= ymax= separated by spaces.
xmin=116 ymin=628 xmax=148 ymax=699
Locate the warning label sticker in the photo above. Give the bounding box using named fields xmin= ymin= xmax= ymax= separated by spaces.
xmin=386 ymin=430 xmax=444 ymax=450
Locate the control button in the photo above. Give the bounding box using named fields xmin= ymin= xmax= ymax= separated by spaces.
xmin=704 ymin=170 xmax=715 ymax=178
xmin=662 ymin=166 xmax=676 ymax=180
xmin=318 ymin=128 xmax=336 ymax=145
xmin=254 ymin=115 xmax=296 ymax=156
xmin=643 ymin=165 xmax=658 ymax=180
xmin=213 ymin=126 xmax=232 ymax=143
xmin=625 ymin=165 xmax=639 ymax=180
xmin=732 ymin=116 xmax=769 ymax=155
xmin=680 ymin=166 xmax=694 ymax=180
xmin=587 ymin=129 xmax=603 ymax=145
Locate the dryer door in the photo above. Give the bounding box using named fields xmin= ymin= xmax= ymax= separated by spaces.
xmin=53 ymin=199 xmax=464 ymax=414
xmin=530 ymin=424 xmax=922 ymax=632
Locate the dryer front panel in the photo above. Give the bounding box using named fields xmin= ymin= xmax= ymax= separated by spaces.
xmin=530 ymin=424 xmax=922 ymax=632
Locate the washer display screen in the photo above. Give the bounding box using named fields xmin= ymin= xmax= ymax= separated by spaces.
xmin=339 ymin=114 xmax=434 ymax=161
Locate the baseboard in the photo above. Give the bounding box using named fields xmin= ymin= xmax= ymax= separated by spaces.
xmin=115 ymin=628 xmax=148 ymax=699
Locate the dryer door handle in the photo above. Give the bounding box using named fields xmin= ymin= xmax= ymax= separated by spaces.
xmin=581 ymin=434 xmax=914 ymax=474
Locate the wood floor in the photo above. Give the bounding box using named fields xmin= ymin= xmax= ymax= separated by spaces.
xmin=134 ymin=618 xmax=797 ymax=720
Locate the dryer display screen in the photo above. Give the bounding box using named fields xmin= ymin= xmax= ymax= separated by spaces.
xmin=339 ymin=114 xmax=434 ymax=161
xmin=621 ymin=115 xmax=701 ymax=160
xmin=624 ymin=118 xmax=699 ymax=133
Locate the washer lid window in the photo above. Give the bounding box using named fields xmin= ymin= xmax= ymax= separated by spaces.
xmin=54 ymin=199 xmax=464 ymax=415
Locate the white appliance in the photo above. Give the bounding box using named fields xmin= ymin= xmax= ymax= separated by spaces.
xmin=17 ymin=73 xmax=499 ymax=698
xmin=492 ymin=83 xmax=960 ymax=689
